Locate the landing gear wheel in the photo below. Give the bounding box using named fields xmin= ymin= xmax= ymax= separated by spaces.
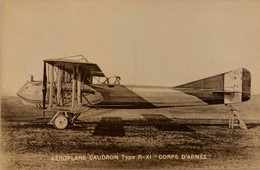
xmin=54 ymin=114 xmax=69 ymax=129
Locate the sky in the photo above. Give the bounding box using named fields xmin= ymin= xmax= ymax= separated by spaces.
xmin=1 ymin=0 xmax=260 ymax=96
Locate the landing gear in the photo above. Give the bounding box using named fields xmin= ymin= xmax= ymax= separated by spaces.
xmin=46 ymin=110 xmax=82 ymax=129
xmin=54 ymin=114 xmax=68 ymax=129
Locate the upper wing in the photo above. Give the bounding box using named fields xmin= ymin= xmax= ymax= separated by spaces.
xmin=44 ymin=55 xmax=105 ymax=77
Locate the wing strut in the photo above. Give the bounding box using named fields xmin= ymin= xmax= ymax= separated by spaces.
xmin=42 ymin=62 xmax=47 ymax=117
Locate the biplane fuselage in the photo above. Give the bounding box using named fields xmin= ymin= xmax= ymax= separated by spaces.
xmin=17 ymin=83 xmax=206 ymax=108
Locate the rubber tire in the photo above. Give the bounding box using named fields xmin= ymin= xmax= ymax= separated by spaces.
xmin=54 ymin=114 xmax=69 ymax=129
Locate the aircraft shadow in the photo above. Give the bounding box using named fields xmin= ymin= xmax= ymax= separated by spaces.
xmin=141 ymin=114 xmax=195 ymax=132
xmin=92 ymin=117 xmax=125 ymax=137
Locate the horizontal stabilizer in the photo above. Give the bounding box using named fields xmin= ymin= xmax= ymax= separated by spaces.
xmin=213 ymin=90 xmax=241 ymax=94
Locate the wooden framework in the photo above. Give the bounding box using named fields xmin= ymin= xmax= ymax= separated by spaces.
xmin=77 ymin=65 xmax=82 ymax=106
xmin=49 ymin=64 xmax=54 ymax=108
xmin=42 ymin=62 xmax=83 ymax=127
xmin=72 ymin=65 xmax=76 ymax=108
xmin=42 ymin=63 xmax=83 ymax=110
xmin=42 ymin=62 xmax=47 ymax=118
xmin=41 ymin=55 xmax=106 ymax=129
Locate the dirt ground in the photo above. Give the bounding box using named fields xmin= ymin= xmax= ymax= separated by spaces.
xmin=1 ymin=96 xmax=260 ymax=169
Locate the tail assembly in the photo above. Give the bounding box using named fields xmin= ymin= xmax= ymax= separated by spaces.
xmin=174 ymin=68 xmax=251 ymax=105
xmin=222 ymin=68 xmax=251 ymax=103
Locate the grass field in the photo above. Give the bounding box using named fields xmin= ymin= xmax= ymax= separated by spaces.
xmin=1 ymin=96 xmax=260 ymax=169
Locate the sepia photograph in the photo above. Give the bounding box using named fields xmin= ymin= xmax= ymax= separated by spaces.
xmin=1 ymin=0 xmax=260 ymax=169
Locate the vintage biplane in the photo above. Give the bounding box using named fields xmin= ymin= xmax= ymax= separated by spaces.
xmin=17 ymin=55 xmax=251 ymax=129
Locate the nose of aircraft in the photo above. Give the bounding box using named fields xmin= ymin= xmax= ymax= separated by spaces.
xmin=17 ymin=80 xmax=43 ymax=107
